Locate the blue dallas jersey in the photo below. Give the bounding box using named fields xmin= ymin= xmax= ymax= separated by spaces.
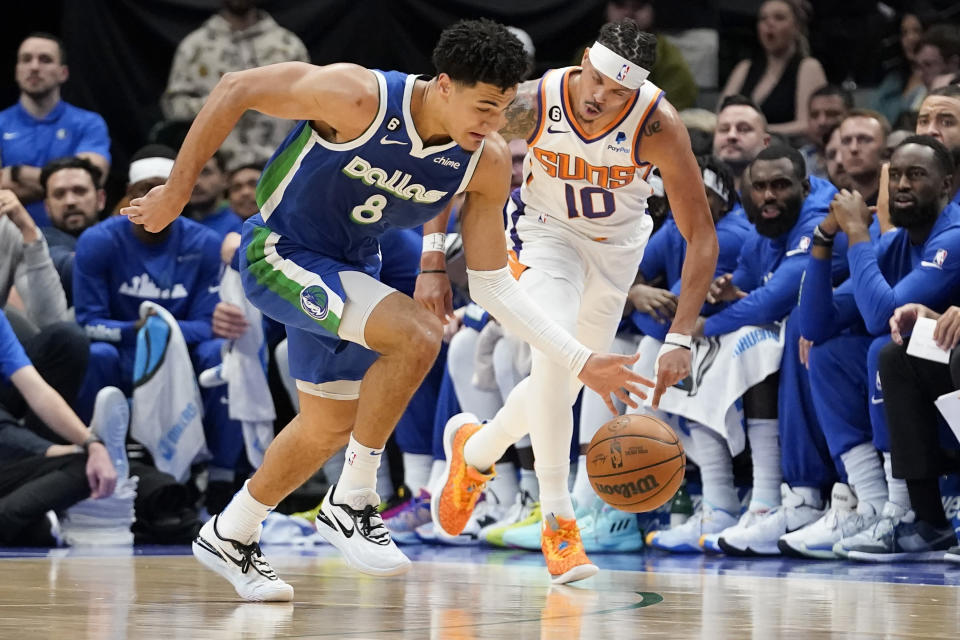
xmin=702 ymin=175 xmax=838 ymax=337
xmin=0 ymin=309 xmax=31 ymax=385
xmin=801 ymin=201 xmax=960 ymax=342
xmin=74 ymin=216 xmax=222 ymax=347
xmin=251 ymin=70 xmax=482 ymax=271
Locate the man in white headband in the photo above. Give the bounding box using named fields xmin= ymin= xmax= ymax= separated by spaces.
xmin=427 ymin=18 xmax=718 ymax=583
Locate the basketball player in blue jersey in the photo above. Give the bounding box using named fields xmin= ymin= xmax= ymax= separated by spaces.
xmin=426 ymin=19 xmax=719 ymax=584
xmin=122 ymin=20 xmax=653 ymax=602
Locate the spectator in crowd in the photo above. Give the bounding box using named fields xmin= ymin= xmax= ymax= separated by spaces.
xmin=872 ymin=12 xmax=929 ymax=128
xmin=161 ymin=0 xmax=309 ymax=167
xmin=0 ymin=187 xmax=69 ymax=329
xmin=183 ymin=153 xmax=242 ymax=238
xmin=226 ymin=162 xmax=262 ymax=221
xmin=824 ymin=124 xmax=851 ymax=190
xmin=713 ymin=95 xmax=771 ymax=191
xmin=73 ymin=144 xmax=242 ymax=510
xmin=0 ymin=307 xmax=123 ymax=546
xmin=838 ymin=109 xmax=890 ymax=206
xmin=602 ymin=0 xmax=698 ymax=110
xmin=801 ymin=85 xmax=853 ymax=180
xmin=916 ymin=25 xmax=960 ymax=95
xmin=795 ymin=136 xmax=960 ymax=561
xmin=0 ymin=34 xmax=111 ymax=227
xmin=916 ymin=85 xmax=960 ymax=202
xmin=881 ymin=302 xmax=960 ymax=565
xmin=720 ymin=0 xmax=827 ymax=139
xmin=38 ymin=156 xmax=105 ymax=306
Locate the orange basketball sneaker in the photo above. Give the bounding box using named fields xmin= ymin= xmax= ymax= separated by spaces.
xmin=432 ymin=413 xmax=496 ymax=537
xmin=542 ymin=513 xmax=599 ymax=584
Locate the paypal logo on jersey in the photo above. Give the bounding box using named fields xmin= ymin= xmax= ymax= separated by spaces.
xmin=616 ymin=132 xmax=627 ymax=144
xmin=300 ymin=285 xmax=329 ymax=321
xmin=342 ymin=155 xmax=447 ymax=204
xmin=608 ymin=131 xmax=630 ymax=154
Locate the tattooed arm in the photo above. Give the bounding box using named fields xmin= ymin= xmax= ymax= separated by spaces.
xmin=499 ymin=79 xmax=540 ymax=141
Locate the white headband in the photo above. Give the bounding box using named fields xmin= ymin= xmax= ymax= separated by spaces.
xmin=588 ymin=42 xmax=649 ymax=89
xmin=702 ymin=168 xmax=729 ymax=202
xmin=129 ymin=157 xmax=174 ymax=184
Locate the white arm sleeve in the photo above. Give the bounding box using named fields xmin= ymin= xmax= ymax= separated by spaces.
xmin=467 ymin=266 xmax=592 ymax=375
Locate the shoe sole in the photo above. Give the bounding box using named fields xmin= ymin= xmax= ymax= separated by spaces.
xmin=192 ymin=539 xmax=294 ymax=602
xmin=777 ymin=539 xmax=837 ymax=560
xmin=430 ymin=415 xmax=477 ymax=538
xmin=315 ymin=512 xmax=412 ymax=577
xmin=551 ymin=563 xmax=599 ymax=585
xmin=717 ymin=537 xmax=780 ymax=557
xmin=847 ymin=549 xmax=948 ymax=563
xmin=945 ymin=552 xmax=960 ymax=564
xmin=92 ymin=387 xmax=130 ymax=475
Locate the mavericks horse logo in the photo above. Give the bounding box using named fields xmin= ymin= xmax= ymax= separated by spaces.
xmin=300 ymin=285 xmax=329 ymax=321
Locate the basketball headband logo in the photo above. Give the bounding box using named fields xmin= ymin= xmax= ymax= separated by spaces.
xmin=589 ymin=42 xmax=649 ymax=90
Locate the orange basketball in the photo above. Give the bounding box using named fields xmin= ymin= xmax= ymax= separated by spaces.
xmin=586 ymin=414 xmax=686 ymax=513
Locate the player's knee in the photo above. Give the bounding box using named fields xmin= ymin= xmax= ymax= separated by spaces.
xmin=404 ymin=312 xmax=443 ymax=371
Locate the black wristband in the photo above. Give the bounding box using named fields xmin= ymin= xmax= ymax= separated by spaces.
xmin=9 ymin=165 xmax=22 ymax=183
xmin=420 ymin=269 xmax=447 ymax=274
xmin=812 ymin=225 xmax=835 ymax=247
xmin=82 ymin=432 xmax=103 ymax=452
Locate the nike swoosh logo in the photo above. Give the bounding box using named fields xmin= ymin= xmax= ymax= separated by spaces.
xmin=370 ymin=449 xmax=383 ymax=456
xmin=320 ymin=509 xmax=355 ymax=538
xmin=920 ymin=261 xmax=943 ymax=269
xmin=870 ymin=396 xmax=884 ymax=405
xmin=208 ymin=285 xmax=220 ymax=294
xmin=547 ymin=126 xmax=569 ymax=134
xmin=380 ymin=135 xmax=408 ymax=145
xmin=2 ymin=132 xmax=17 ymax=140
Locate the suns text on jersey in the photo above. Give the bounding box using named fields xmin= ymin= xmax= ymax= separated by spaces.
xmin=531 ymin=148 xmax=636 ymax=190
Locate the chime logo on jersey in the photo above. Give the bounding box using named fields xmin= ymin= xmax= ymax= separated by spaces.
xmin=531 ymin=148 xmax=636 ymax=189
xmin=300 ymin=285 xmax=329 ymax=321
xmin=342 ymin=155 xmax=447 ymax=203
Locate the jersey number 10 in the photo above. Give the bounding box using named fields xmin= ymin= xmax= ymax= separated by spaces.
xmin=564 ymin=184 xmax=616 ymax=219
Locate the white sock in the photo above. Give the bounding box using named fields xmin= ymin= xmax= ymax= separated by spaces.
xmin=793 ymin=485 xmax=823 ymax=510
xmin=463 ymin=414 xmax=524 ymax=472
xmin=217 ymin=480 xmax=274 ymax=544
xmin=519 ymin=467 xmax=540 ymax=501
xmin=883 ymin=452 xmax=911 ymax=510
xmin=490 ymin=462 xmax=519 ymax=506
xmin=536 ymin=461 xmax=574 ymax=519
xmin=571 ymin=454 xmax=596 ymax=508
xmin=427 ymin=459 xmax=445 ymax=495
xmin=402 ymin=452 xmax=433 ymax=494
xmin=334 ymin=434 xmax=383 ymax=502
xmin=840 ymin=442 xmax=887 ymax=515
xmin=746 ymin=419 xmax=781 ymax=510
xmin=689 ymin=424 xmax=739 ymax=514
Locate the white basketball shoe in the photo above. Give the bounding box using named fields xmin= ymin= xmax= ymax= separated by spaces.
xmin=315 ymin=484 xmax=411 ymax=576
xmin=193 ymin=515 xmax=294 ymax=602
xmin=718 ymin=484 xmax=824 ymax=556
xmin=778 ymin=483 xmax=878 ymax=559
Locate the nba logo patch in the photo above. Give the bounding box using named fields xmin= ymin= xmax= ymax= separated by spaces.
xmin=616 ymin=64 xmax=630 ymax=82
xmin=347 ymin=452 xmax=357 ymax=466
xmin=798 ymin=236 xmax=811 ymax=253
xmin=936 ymin=249 xmax=948 ymax=267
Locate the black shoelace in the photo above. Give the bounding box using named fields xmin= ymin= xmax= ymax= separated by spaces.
xmin=357 ymin=504 xmax=390 ymax=543
xmin=232 ymin=540 xmax=277 ymax=578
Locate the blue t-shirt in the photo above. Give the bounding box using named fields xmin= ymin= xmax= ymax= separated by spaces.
xmin=0 ymin=100 xmax=111 ymax=227
xmin=801 ymin=202 xmax=960 ymax=341
xmin=74 ymin=216 xmax=222 ymax=347
xmin=253 ymin=70 xmax=481 ymax=269
xmin=0 ymin=309 xmax=31 ymax=384
xmin=702 ymin=175 xmax=838 ymax=337
xmin=195 ymin=207 xmax=243 ymax=239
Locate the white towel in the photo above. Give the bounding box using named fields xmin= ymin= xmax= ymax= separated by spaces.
xmin=633 ymin=323 xmax=785 ymax=455
xmin=219 ymin=267 xmax=276 ymax=468
xmin=131 ymin=302 xmax=208 ymax=483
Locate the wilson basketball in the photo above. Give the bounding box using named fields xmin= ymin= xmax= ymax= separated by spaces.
xmin=586 ymin=414 xmax=686 ymax=513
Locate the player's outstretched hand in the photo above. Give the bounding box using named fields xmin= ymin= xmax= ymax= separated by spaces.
xmin=120 ymin=184 xmax=184 ymax=233
xmin=578 ymin=352 xmax=654 ymax=415
xmin=889 ymin=302 xmax=939 ymax=345
xmin=414 ymin=271 xmax=454 ymax=322
xmin=653 ymin=347 xmax=690 ymax=409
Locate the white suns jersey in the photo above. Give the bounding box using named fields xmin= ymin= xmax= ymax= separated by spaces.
xmin=517 ymin=67 xmax=664 ymax=245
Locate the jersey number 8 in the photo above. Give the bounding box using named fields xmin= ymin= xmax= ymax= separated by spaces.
xmin=351 ymin=194 xmax=387 ymax=224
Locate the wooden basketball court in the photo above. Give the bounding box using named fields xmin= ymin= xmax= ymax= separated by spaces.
xmin=2 ymin=546 xmax=959 ymax=638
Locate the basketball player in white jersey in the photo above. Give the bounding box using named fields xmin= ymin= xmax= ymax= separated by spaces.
xmin=428 ymin=18 xmax=718 ymax=584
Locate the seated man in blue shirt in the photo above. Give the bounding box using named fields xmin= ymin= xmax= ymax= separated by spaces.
xmin=794 ymin=136 xmax=960 ymax=561
xmin=183 ymin=152 xmax=243 ymax=238
xmin=226 ymin=162 xmax=263 ymax=222
xmin=0 ymin=308 xmax=121 ymax=546
xmin=916 ymin=86 xmax=960 ymax=205
xmin=0 ymin=34 xmax=110 ymax=227
xmin=74 ymin=145 xmax=242 ymax=511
